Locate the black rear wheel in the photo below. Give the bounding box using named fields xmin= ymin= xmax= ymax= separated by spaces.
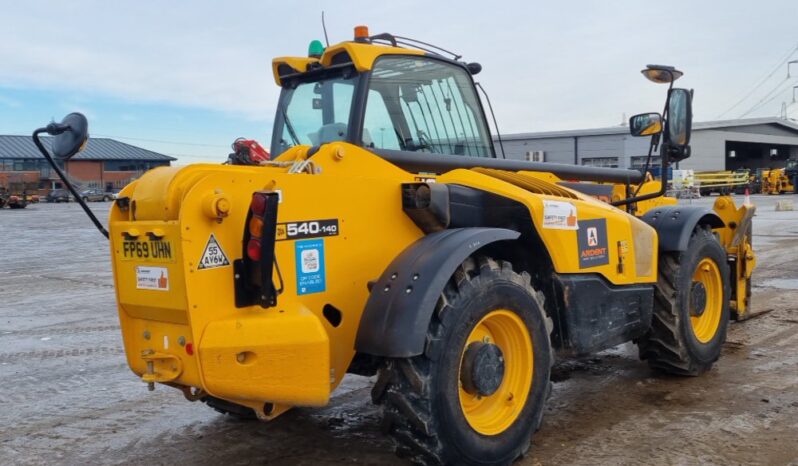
xmin=638 ymin=227 xmax=730 ymax=375
xmin=373 ymin=256 xmax=553 ymax=465
xmin=201 ymin=396 xmax=257 ymax=420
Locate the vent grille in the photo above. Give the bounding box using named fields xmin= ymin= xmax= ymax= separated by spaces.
xmin=472 ymin=167 xmax=578 ymax=199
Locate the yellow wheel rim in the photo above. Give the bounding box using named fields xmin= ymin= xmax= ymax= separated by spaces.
xmin=458 ymin=309 xmax=533 ymax=436
xmin=690 ymin=258 xmax=723 ymax=343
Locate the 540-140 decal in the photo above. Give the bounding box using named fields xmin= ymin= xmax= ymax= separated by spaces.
xmin=276 ymin=219 xmax=339 ymax=241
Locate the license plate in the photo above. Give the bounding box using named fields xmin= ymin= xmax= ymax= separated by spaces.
xmin=120 ymin=239 xmax=175 ymax=262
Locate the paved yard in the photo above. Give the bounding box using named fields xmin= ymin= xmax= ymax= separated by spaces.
xmin=1 ymin=195 xmax=797 ymax=465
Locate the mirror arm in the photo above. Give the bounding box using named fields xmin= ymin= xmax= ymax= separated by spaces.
xmin=611 ymin=148 xmax=669 ymax=210
xmin=613 ymin=70 xmax=677 ymax=211
xmin=44 ymin=122 xmax=70 ymax=136
xmin=32 ymin=128 xmax=109 ymax=239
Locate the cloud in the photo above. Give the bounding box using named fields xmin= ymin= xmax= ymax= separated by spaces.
xmin=1 ymin=0 xmax=797 ymax=132
xmin=0 ymin=1 xmax=282 ymax=120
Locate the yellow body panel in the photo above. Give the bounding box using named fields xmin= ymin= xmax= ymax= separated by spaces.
xmin=436 ymin=168 xmax=657 ymax=284
xmin=109 ymin=142 xmax=663 ymax=414
xmin=199 ymin=306 xmax=330 ymax=406
xmin=711 ymin=196 xmax=756 ymax=317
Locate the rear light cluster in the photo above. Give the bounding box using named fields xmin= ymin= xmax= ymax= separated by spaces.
xmin=247 ymin=193 xmax=268 ymax=261
xmin=234 ymin=190 xmax=280 ymax=308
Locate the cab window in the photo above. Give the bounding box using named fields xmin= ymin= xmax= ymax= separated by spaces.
xmin=363 ymin=56 xmax=493 ymax=157
xmin=273 ymin=74 xmax=357 ymax=155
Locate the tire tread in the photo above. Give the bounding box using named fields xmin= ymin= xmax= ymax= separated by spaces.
xmin=373 ymin=256 xmax=552 ymax=465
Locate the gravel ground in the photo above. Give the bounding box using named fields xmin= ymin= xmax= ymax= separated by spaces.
xmin=1 ymin=195 xmax=797 ymax=465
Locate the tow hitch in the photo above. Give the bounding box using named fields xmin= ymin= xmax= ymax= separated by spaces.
xmin=141 ymin=350 xmax=183 ymax=390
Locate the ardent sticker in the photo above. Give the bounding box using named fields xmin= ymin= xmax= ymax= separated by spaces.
xmin=578 ymin=219 xmax=609 ymax=268
xmin=136 ymin=266 xmax=169 ymax=291
xmin=542 ymin=200 xmax=579 ymax=230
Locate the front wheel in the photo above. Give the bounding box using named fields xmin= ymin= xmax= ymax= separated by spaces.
xmin=638 ymin=227 xmax=730 ymax=375
xmin=373 ymin=256 xmax=553 ymax=465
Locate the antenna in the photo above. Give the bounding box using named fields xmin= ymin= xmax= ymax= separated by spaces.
xmin=321 ymin=11 xmax=330 ymax=47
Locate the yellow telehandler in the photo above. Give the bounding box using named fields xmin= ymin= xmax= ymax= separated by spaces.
xmin=762 ymin=167 xmax=795 ymax=195
xmin=32 ymin=26 xmax=756 ymax=465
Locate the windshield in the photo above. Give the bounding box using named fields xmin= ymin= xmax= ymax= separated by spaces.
xmin=272 ymin=73 xmax=357 ymax=156
xmin=270 ymin=56 xmax=494 ymax=158
xmin=363 ymin=56 xmax=493 ymax=157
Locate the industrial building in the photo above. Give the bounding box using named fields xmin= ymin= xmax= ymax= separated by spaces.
xmin=0 ymin=135 xmax=175 ymax=194
xmin=497 ymin=117 xmax=798 ymax=172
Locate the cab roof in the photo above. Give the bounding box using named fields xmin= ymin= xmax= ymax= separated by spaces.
xmin=271 ymin=40 xmax=426 ymax=86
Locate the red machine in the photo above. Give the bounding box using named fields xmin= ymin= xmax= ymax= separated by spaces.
xmin=228 ymin=138 xmax=270 ymax=165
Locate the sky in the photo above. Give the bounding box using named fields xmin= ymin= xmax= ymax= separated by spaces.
xmin=1 ymin=0 xmax=797 ymax=164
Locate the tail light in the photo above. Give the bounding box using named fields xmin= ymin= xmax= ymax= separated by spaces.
xmin=247 ymin=238 xmax=262 ymax=261
xmin=234 ymin=191 xmax=280 ymax=308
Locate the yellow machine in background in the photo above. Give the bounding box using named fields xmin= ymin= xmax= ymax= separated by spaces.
xmin=695 ymin=170 xmax=750 ymax=196
xmin=33 ymin=27 xmax=757 ymax=466
xmin=762 ymin=167 xmax=795 ymax=195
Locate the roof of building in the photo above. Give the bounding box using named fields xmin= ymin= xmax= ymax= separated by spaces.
xmin=0 ymin=135 xmax=176 ymax=161
xmin=498 ymin=117 xmax=798 ymax=141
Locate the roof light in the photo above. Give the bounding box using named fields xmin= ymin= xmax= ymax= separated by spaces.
xmin=354 ymin=25 xmax=369 ymax=42
xmin=308 ymin=39 xmax=324 ymax=58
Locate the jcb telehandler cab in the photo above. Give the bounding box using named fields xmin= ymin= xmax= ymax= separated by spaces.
xmin=33 ymin=26 xmax=756 ymax=466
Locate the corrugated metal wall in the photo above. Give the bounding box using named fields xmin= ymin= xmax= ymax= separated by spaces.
xmin=497 ymin=123 xmax=798 ymax=172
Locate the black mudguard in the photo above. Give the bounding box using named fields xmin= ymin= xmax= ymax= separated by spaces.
xmin=641 ymin=206 xmax=724 ymax=252
xmin=355 ymin=227 xmax=520 ymax=358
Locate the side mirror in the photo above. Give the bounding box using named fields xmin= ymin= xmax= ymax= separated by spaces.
xmin=51 ymin=113 xmax=89 ymax=159
xmin=629 ymin=113 xmax=663 ymax=137
xmin=665 ymin=88 xmax=692 ymax=147
xmin=641 ymin=64 xmax=683 ymax=84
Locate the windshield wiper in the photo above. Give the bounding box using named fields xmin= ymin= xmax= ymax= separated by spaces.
xmin=280 ymin=104 xmax=300 ymax=146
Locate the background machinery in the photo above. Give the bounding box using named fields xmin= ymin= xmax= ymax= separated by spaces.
xmin=694 ymin=170 xmax=750 ymax=196
xmin=783 ymin=158 xmax=798 ymax=194
xmin=761 ymin=167 xmax=795 ymax=195
xmin=33 ymin=27 xmax=756 ymax=465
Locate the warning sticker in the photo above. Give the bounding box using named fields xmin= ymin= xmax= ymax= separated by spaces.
xmin=542 ymin=200 xmax=579 ymax=230
xmin=198 ymin=234 xmax=230 ymax=270
xmin=577 ymin=219 xmax=609 ymax=268
xmin=136 ymin=266 xmax=169 ymax=291
xmin=295 ymin=239 xmax=326 ymax=295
